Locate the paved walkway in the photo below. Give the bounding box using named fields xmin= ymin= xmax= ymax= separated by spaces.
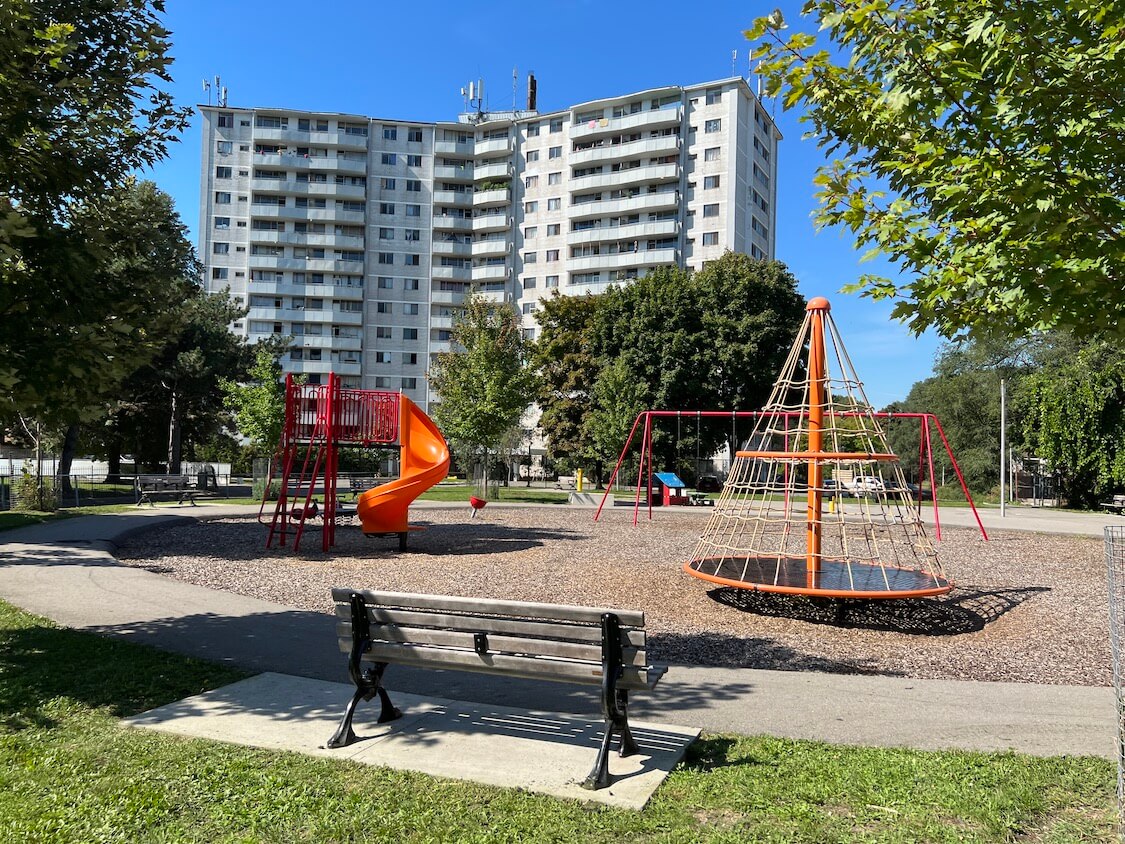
xmin=0 ymin=503 xmax=1116 ymax=759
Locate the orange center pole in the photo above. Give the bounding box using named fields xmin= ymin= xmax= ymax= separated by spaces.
xmin=805 ymin=299 xmax=829 ymax=587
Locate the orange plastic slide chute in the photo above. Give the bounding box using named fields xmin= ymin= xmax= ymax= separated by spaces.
xmin=356 ymin=395 xmax=450 ymax=535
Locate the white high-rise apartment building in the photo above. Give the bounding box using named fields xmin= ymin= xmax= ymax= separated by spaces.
xmin=199 ymin=78 xmax=780 ymax=411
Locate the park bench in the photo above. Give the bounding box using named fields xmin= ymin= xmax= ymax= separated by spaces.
xmin=1102 ymin=495 xmax=1125 ymax=515
xmin=327 ymin=588 xmax=667 ymax=790
xmin=135 ymin=474 xmax=218 ymax=507
xmin=349 ymin=475 xmax=379 ymax=500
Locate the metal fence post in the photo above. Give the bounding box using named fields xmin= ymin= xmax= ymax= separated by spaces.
xmin=1105 ymin=526 xmax=1125 ymax=836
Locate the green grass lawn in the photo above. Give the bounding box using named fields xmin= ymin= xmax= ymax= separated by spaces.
xmin=418 ymin=484 xmax=571 ymax=504
xmin=0 ymin=598 xmax=1115 ymax=842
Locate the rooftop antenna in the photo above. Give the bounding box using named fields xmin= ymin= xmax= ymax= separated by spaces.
xmin=219 ymin=86 xmax=228 ymax=108
xmin=731 ymin=50 xmax=737 ymax=77
xmin=512 ymin=66 xmax=518 ymax=110
xmin=202 ymin=78 xmax=211 ymax=105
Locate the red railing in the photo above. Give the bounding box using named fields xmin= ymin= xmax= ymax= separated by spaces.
xmin=286 ymin=381 xmax=399 ymax=445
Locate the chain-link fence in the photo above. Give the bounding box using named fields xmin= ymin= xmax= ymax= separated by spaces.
xmin=1105 ymin=525 xmax=1125 ymax=834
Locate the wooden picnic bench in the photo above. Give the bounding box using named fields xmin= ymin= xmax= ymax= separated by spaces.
xmin=135 ymin=474 xmax=218 ymax=507
xmin=1102 ymin=495 xmax=1125 ymax=515
xmin=327 ymin=588 xmax=667 ymax=790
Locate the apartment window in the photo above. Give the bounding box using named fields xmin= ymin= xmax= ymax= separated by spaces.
xmin=404 ymin=254 xmax=419 ymax=266
xmin=213 ymin=242 xmax=229 ymax=255
xmin=214 ymin=216 xmax=230 ymax=229
xmin=526 ymin=150 xmax=539 ymax=162
xmin=546 ymin=223 xmax=560 ymax=236
xmin=525 ymin=175 xmax=538 ymax=188
xmin=381 ymin=153 xmax=397 ymax=165
xmin=374 ymin=377 xmax=392 ymax=388
xmin=548 ymin=172 xmax=561 ymax=186
xmin=704 ymin=147 xmax=720 ymax=162
xmin=527 ymin=123 xmax=540 ymax=136
xmin=408 ymin=127 xmax=423 ymax=143
xmin=523 ymin=277 xmax=536 ymax=289
xmin=521 ymin=302 xmax=536 ymax=315
xmin=217 ymin=112 xmax=234 ymax=128
xmin=522 ymin=328 xmax=536 ymax=340
xmin=547 ymin=197 xmax=560 ymax=211
xmin=404 ymin=303 xmax=420 ymax=315
xmin=549 ymin=119 xmax=563 ymax=132
xmin=375 ymin=351 xmax=392 ymax=363
xmin=383 ymin=126 xmax=398 ymax=140
xmin=381 ymin=178 xmax=396 ymax=190
xmin=316 ymin=119 xmax=329 ymax=131
xmin=406 ymin=154 xmax=422 ymax=166
xmin=403 ymin=328 xmax=418 ymax=340
xmin=402 ymin=377 xmax=418 ymax=389
xmin=211 ymin=267 xmax=228 ymax=280
xmin=545 ymin=275 xmax=559 ymax=288
xmin=406 ymin=204 xmax=421 ymax=217
xmin=524 ymin=200 xmax=538 ymax=213
xmin=216 ymin=140 xmax=232 ymax=154
xmin=702 ymin=232 xmax=719 ymax=246
xmin=297 ymin=118 xmax=310 ymax=131
xmin=377 ymin=276 xmax=393 ymax=289
xmin=703 ymin=203 xmax=719 ymax=217
xmin=405 ymin=179 xmax=422 ymax=192
xmin=377 ymin=302 xmax=392 ymax=314
xmin=255 ymin=116 xmax=287 ymax=129
xmin=401 ymin=229 xmax=419 ymax=242
xmin=378 ymin=253 xmax=394 ymax=265
xmin=214 ymin=191 xmax=231 ymax=204
xmin=704 ymin=175 xmax=721 ymax=189
xmin=376 ymin=327 xmax=393 ymax=339
xmin=546 ymin=249 xmax=559 ymax=262
xmin=705 ymin=88 xmax=722 ymax=105
xmin=379 ymin=227 xmax=394 ymax=240
xmin=215 ymin=166 xmax=232 ymax=179
xmin=523 ymin=252 xmax=537 ymax=264
xmin=548 ymin=146 xmax=561 ymax=159
xmin=704 ymin=118 xmax=721 ymax=133
xmin=405 ymin=278 xmax=420 ymax=290
xmin=379 ymin=202 xmax=395 ymax=215
xmin=524 ymin=226 xmax=538 ymax=239
xmin=405 ymin=353 xmax=419 ymax=365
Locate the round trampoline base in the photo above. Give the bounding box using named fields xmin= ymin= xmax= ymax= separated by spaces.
xmin=684 ymin=557 xmax=953 ymax=599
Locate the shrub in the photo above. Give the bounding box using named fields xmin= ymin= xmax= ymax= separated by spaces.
xmin=13 ymin=467 xmax=58 ymax=512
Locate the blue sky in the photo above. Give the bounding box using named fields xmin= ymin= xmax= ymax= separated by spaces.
xmin=147 ymin=0 xmax=942 ymax=406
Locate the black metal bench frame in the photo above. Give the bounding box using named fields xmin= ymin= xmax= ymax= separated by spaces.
xmin=327 ymin=589 xmax=666 ymax=790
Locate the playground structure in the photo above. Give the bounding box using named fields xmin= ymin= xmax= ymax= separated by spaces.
xmin=263 ymin=373 xmax=450 ymax=552
xmin=677 ymin=297 xmax=954 ymax=599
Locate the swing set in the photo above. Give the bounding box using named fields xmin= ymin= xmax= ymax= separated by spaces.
xmin=593 ymin=408 xmax=987 ymax=542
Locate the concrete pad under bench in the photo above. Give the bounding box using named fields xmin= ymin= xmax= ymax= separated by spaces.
xmin=124 ymin=672 xmax=699 ymax=810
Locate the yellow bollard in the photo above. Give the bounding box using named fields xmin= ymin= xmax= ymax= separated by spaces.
xmin=828 ymin=496 xmax=836 ymax=514
xmin=575 ymin=469 xmax=584 ymax=492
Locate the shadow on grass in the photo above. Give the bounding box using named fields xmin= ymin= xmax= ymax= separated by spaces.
xmin=706 ymin=584 xmax=1050 ymax=636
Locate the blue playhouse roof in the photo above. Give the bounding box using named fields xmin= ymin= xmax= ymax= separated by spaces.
xmin=652 ymin=472 xmax=686 ymax=489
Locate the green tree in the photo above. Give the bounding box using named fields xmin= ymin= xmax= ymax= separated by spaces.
xmin=1022 ymin=341 xmax=1125 ymax=507
xmin=1 ymin=1 xmax=190 ymax=408
xmin=747 ymin=2 xmax=1125 ymax=339
xmin=428 ymin=295 xmax=537 ymax=495
xmin=532 ymin=292 xmax=601 ymax=469
xmin=221 ymin=345 xmax=289 ymax=455
xmin=583 ymin=358 xmax=646 ymax=483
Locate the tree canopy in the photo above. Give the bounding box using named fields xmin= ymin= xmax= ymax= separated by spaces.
xmin=747 ymin=1 xmax=1125 ymax=340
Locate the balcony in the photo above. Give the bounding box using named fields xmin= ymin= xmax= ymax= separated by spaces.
xmin=567 ymin=247 xmax=678 ymax=273
xmin=569 ymin=134 xmax=680 ymax=166
xmin=568 ymin=105 xmax=682 ymax=141
xmin=431 ymin=265 xmax=472 ymax=281
xmin=568 ymin=164 xmax=678 ymax=194
xmin=472 ymin=214 xmax=509 ymax=233
xmin=473 ymin=188 xmax=509 ymax=208
xmin=249 ymin=230 xmax=365 ymax=249
xmin=434 ymin=164 xmax=473 ymax=181
xmin=430 ymin=288 xmax=467 ymax=305
xmin=294 ymin=335 xmax=361 ymax=351
xmin=253 ymin=152 xmax=367 ymax=174
xmin=429 ymin=314 xmax=455 ymax=330
xmin=471 ymin=264 xmax=509 ymax=282
xmin=473 ymin=161 xmax=511 ymax=181
xmin=568 ymin=190 xmax=680 ymax=220
xmin=271 ymin=207 xmax=366 ymax=224
xmin=306 ymin=182 xmax=365 ymax=199
xmin=472 ymin=238 xmax=510 ymax=258
xmin=434 ymin=139 xmax=474 ymax=156
xmin=433 ymin=239 xmax=473 ymax=257
xmin=329 ymin=310 xmax=364 ymax=326
xmin=566 ymin=219 xmax=678 ymax=246
xmin=433 ymin=214 xmax=473 ymax=231
xmin=433 ymin=190 xmax=473 ymax=207
xmin=474 ymin=137 xmax=512 ymax=156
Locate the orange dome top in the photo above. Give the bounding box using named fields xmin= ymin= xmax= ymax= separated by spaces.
xmin=806 ymin=297 xmax=831 ymax=312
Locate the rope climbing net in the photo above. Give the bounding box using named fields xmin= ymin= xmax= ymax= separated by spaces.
xmin=684 ymin=298 xmax=952 ymax=599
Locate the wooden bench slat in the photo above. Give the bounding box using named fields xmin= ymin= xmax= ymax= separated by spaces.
xmin=335 ymin=623 xmax=648 ymax=666
xmin=357 ymin=641 xmax=660 ymax=690
xmin=331 ymin=588 xmax=645 ymax=627
xmin=335 ymin=606 xmax=647 ymax=647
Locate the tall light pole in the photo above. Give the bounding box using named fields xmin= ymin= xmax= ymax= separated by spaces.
xmin=1000 ymin=378 xmax=1007 ymax=517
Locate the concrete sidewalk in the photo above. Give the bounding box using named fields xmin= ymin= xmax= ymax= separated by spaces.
xmin=0 ymin=504 xmax=1116 ymax=763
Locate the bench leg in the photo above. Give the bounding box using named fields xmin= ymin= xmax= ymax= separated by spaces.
xmin=583 ymin=612 xmax=638 ymax=790
xmin=398 ymin=531 xmax=407 ymax=552
xmin=326 ymin=663 xmax=402 ymax=749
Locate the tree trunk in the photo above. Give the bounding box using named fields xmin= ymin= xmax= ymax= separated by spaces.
xmin=56 ymin=424 xmax=78 ymax=496
xmin=167 ymin=389 xmax=183 ymax=475
xmin=105 ymin=439 xmax=123 ymax=485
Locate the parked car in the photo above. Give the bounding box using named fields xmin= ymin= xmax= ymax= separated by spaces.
xmin=696 ymin=475 xmax=723 ymax=493
xmin=847 ymin=476 xmax=885 ymax=496
xmin=905 ymin=482 xmax=934 ymax=501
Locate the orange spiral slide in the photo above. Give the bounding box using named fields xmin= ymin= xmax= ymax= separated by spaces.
xmin=356 ymin=395 xmax=450 ymax=536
